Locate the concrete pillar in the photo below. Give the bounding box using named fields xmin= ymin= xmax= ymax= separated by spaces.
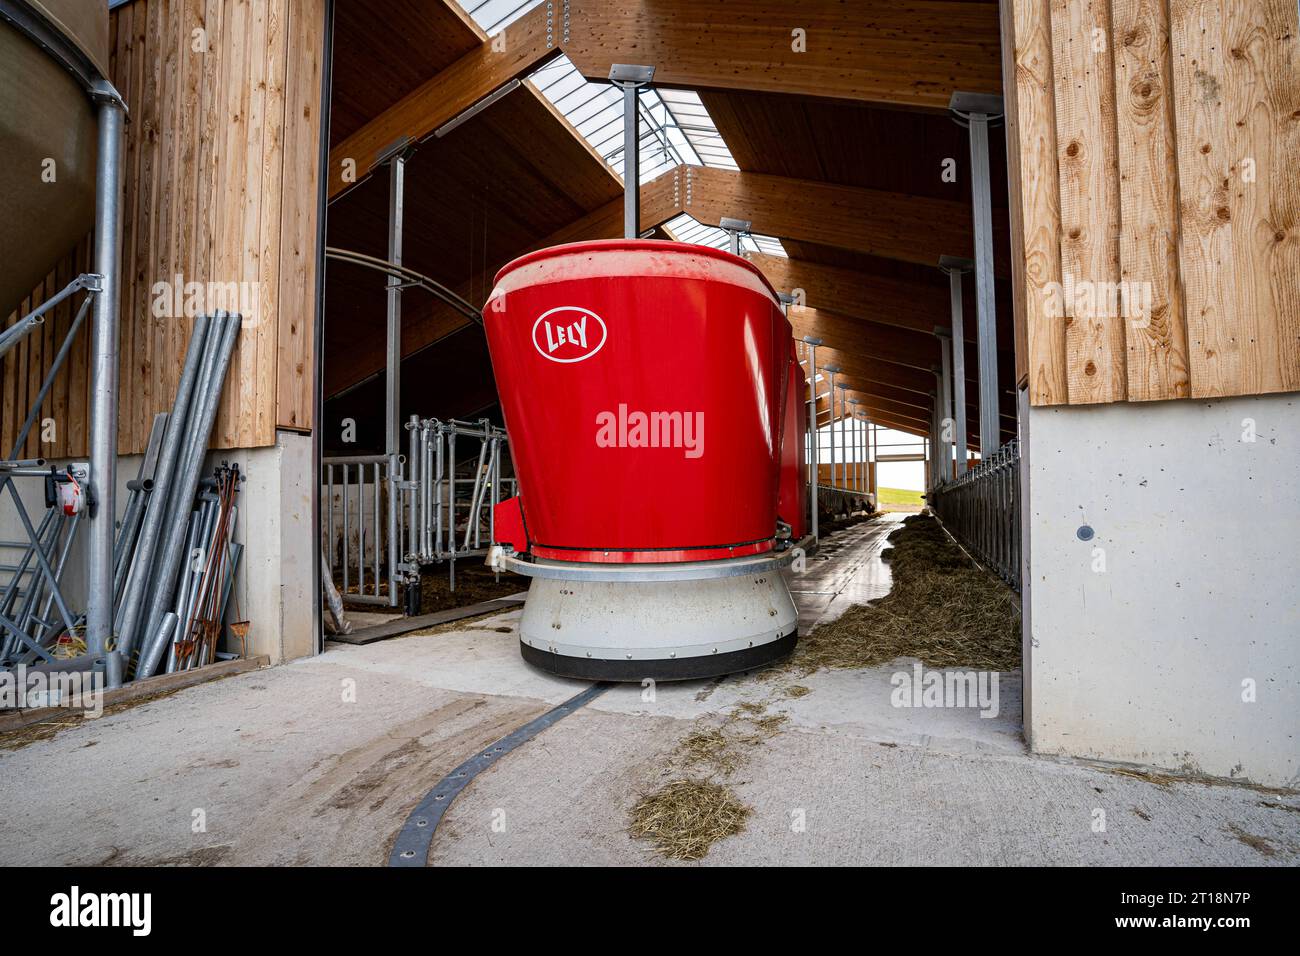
xmin=1023 ymin=394 xmax=1300 ymax=787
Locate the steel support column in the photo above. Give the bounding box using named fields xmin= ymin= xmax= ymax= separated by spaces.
xmin=384 ymin=153 xmax=407 ymax=459
xmin=802 ymin=337 xmax=822 ymax=542
xmin=929 ymin=388 xmax=942 ymax=491
xmin=836 ymin=383 xmax=850 ymax=489
xmin=950 ymin=93 xmax=1003 ymax=459
xmin=822 ymin=365 xmax=840 ymax=489
xmin=610 ymin=65 xmax=655 ymax=239
xmin=87 ymin=82 xmax=127 ymax=677
xmin=935 ymin=331 xmax=954 ymax=484
xmin=939 ymin=256 xmax=972 ymax=473
xmin=846 ymin=398 xmax=860 ymax=491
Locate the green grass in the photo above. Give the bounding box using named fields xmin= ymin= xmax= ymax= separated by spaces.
xmin=875 ymin=486 xmax=925 ymax=507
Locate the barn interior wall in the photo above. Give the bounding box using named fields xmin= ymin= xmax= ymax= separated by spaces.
xmin=1023 ymin=393 xmax=1300 ymax=786
xmin=0 ymin=0 xmax=327 ymax=459
xmin=1005 ymin=0 xmax=1299 ymax=408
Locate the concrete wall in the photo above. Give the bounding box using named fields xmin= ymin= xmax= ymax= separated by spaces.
xmin=0 ymin=429 xmax=315 ymax=666
xmin=235 ymin=431 xmax=315 ymax=663
xmin=1023 ymin=393 xmax=1300 ymax=787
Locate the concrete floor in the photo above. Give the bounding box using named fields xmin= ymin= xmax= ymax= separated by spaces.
xmin=1 ymin=517 xmax=1297 ymax=866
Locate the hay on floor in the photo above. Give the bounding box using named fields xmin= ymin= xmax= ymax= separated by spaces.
xmin=675 ymin=727 xmax=744 ymax=776
xmin=792 ymin=514 xmax=1021 ymax=673
xmin=628 ymin=779 xmax=752 ymax=860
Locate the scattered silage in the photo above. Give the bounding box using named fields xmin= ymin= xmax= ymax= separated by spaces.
xmin=629 ymin=515 xmax=1020 ymax=859
xmin=791 ymin=513 xmax=1021 ymax=673
xmin=675 ymin=726 xmax=744 ymax=776
xmin=629 ymin=699 xmax=791 ymax=859
xmin=628 ymin=779 xmax=752 ymax=861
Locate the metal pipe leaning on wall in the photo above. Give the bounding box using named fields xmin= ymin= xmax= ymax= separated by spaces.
xmin=162 ymin=464 xmax=241 ymax=674
xmin=114 ymin=314 xmax=214 ymax=659
xmin=112 ymin=312 xmax=241 ymax=679
xmin=134 ymin=312 xmax=241 ymax=680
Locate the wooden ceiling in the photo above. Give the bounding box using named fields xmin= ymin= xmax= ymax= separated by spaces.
xmin=329 ymin=0 xmax=485 ymax=146
xmin=323 ymin=80 xmax=623 ymax=400
xmin=324 ymin=0 xmax=1016 ymax=446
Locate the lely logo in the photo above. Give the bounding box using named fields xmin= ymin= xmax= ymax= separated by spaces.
xmin=531 ymin=306 xmax=607 ymax=363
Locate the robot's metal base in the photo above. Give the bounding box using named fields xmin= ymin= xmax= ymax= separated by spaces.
xmin=521 ymin=627 xmax=797 ymax=681
xmin=514 ymin=556 xmax=800 ymax=682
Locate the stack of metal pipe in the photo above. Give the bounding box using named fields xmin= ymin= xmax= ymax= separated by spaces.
xmin=113 ymin=311 xmax=241 ymax=680
xmin=164 ymin=463 xmax=242 ymax=673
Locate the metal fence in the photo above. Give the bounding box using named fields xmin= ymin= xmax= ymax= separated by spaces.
xmin=321 ymin=418 xmax=516 ymax=609
xmin=929 ymin=439 xmax=1021 ymax=591
xmin=401 ymin=418 xmax=516 ymax=581
xmin=322 ymin=454 xmax=399 ymax=607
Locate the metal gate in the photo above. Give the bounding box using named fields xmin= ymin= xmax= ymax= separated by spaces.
xmin=321 ymin=418 xmax=515 ymax=609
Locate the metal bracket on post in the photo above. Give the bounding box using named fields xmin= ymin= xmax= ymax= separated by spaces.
xmin=949 ymin=92 xmax=1003 ymax=461
xmin=609 ymin=64 xmax=655 ymax=239
xmin=719 ymin=217 xmax=752 ymax=256
xmin=938 ymin=255 xmax=973 ymax=474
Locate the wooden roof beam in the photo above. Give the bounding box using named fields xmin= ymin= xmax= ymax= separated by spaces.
xmin=800 ymin=343 xmax=1019 ymax=424
xmin=814 ymin=390 xmax=1006 ymax=449
xmin=561 ymin=0 xmax=1002 ymax=111
xmin=786 ymin=305 xmax=1014 ymax=387
xmin=679 ymin=166 xmax=1010 ymax=275
xmin=325 ymin=174 xmax=680 ymax=398
xmin=750 ymin=252 xmax=1015 ymax=346
xmin=327 ymin=3 xmax=562 ymax=202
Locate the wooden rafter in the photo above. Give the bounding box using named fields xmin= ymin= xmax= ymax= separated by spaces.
xmin=326 ymin=3 xmax=562 ymax=201
xmin=561 ymin=0 xmax=1003 ymax=111
xmin=676 ymin=166 xmax=1010 ymax=274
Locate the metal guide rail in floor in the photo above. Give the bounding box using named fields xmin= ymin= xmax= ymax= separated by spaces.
xmin=322 ymin=417 xmax=517 ymax=609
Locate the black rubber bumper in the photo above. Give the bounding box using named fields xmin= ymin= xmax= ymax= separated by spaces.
xmin=519 ymin=627 xmax=798 ymax=682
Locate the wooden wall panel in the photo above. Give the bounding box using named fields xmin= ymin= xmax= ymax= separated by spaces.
xmin=1206 ymin=0 xmax=1300 ymax=396
xmin=1002 ymin=0 xmax=1067 ymax=402
xmin=1112 ymin=0 xmax=1189 ymax=400
xmin=1168 ymin=0 xmax=1241 ymax=396
xmin=0 ymin=0 xmax=326 ymax=458
xmin=276 ymin=0 xmax=326 ymax=432
xmin=1050 ymin=0 xmax=1126 ymax=403
xmin=1007 ymin=0 xmax=1299 ymax=405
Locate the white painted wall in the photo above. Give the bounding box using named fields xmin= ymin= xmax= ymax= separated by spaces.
xmin=0 ymin=429 xmax=315 ymax=666
xmin=1024 ymin=393 xmax=1300 ymax=787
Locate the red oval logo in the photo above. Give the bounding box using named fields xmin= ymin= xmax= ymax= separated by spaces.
xmin=531 ymin=307 xmax=607 ymax=364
